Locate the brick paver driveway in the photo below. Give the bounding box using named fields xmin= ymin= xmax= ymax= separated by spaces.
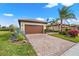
xmin=26 ymin=34 xmax=76 ymax=56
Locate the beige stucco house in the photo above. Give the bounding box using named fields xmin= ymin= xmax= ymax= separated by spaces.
xmin=18 ymin=19 xmax=47 ymax=34
xmin=48 ymin=23 xmax=78 ymax=31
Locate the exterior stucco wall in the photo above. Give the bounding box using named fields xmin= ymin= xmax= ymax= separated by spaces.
xmin=48 ymin=26 xmax=60 ymax=31
xmin=20 ymin=22 xmax=47 ymax=33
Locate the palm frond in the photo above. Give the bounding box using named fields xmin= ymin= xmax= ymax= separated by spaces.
xmin=59 ymin=6 xmax=76 ymax=20
xmin=58 ymin=6 xmax=76 ymax=32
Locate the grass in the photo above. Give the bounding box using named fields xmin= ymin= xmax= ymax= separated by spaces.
xmin=0 ymin=31 xmax=37 ymax=56
xmin=49 ymin=33 xmax=79 ymax=43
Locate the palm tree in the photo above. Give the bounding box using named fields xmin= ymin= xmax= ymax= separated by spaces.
xmin=50 ymin=18 xmax=59 ymax=31
xmin=45 ymin=18 xmax=50 ymax=33
xmin=58 ymin=6 xmax=76 ymax=32
xmin=46 ymin=18 xmax=50 ymax=23
xmin=46 ymin=18 xmax=50 ymax=28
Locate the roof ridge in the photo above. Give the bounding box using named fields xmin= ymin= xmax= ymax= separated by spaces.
xmin=18 ymin=19 xmax=47 ymax=24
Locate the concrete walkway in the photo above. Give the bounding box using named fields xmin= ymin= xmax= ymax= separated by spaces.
xmin=26 ymin=34 xmax=75 ymax=56
xmin=61 ymin=43 xmax=79 ymax=56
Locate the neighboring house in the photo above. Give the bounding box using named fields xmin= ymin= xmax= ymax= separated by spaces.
xmin=18 ymin=19 xmax=47 ymax=34
xmin=70 ymin=25 xmax=77 ymax=30
xmin=48 ymin=23 xmax=79 ymax=31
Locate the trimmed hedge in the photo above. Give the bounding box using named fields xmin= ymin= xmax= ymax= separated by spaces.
xmin=65 ymin=28 xmax=71 ymax=31
xmin=0 ymin=28 xmax=10 ymax=31
xmin=44 ymin=29 xmax=59 ymax=33
xmin=59 ymin=31 xmax=66 ymax=35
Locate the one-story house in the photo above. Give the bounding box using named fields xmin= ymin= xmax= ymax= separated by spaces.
xmin=48 ymin=23 xmax=79 ymax=31
xmin=18 ymin=19 xmax=47 ymax=34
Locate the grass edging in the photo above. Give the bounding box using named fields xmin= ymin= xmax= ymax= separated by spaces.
xmin=49 ymin=34 xmax=79 ymax=43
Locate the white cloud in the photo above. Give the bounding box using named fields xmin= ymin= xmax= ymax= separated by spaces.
xmin=49 ymin=17 xmax=55 ymax=20
xmin=58 ymin=19 xmax=79 ymax=24
xmin=44 ymin=3 xmax=58 ymax=8
xmin=67 ymin=19 xmax=79 ymax=24
xmin=44 ymin=3 xmax=75 ymax=8
xmin=36 ymin=18 xmax=45 ymax=21
xmin=61 ymin=3 xmax=74 ymax=6
xmin=3 ymin=13 xmax=14 ymax=16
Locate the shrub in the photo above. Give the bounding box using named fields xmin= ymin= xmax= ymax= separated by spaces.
xmin=59 ymin=31 xmax=66 ymax=35
xmin=44 ymin=29 xmax=58 ymax=33
xmin=44 ymin=29 xmax=49 ymax=33
xmin=52 ymin=30 xmax=59 ymax=32
xmin=17 ymin=33 xmax=25 ymax=41
xmin=48 ymin=30 xmax=53 ymax=32
xmin=9 ymin=28 xmax=15 ymax=32
xmin=9 ymin=24 xmax=16 ymax=32
xmin=10 ymin=33 xmax=17 ymax=42
xmin=68 ymin=30 xmax=79 ymax=37
xmin=0 ymin=28 xmax=9 ymax=31
xmin=65 ymin=28 xmax=71 ymax=31
xmin=10 ymin=28 xmax=26 ymax=42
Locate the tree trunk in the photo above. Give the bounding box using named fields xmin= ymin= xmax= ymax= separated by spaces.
xmin=52 ymin=23 xmax=54 ymax=31
xmin=53 ymin=26 xmax=54 ymax=31
xmin=60 ymin=19 xmax=63 ymax=32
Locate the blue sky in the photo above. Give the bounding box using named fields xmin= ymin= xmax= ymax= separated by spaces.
xmin=0 ymin=3 xmax=79 ymax=26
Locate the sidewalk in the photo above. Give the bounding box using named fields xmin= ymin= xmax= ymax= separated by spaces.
xmin=61 ymin=43 xmax=79 ymax=56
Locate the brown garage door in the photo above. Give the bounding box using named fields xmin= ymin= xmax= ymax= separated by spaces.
xmin=25 ymin=25 xmax=43 ymax=34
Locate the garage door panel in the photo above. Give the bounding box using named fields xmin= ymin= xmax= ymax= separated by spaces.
xmin=25 ymin=25 xmax=43 ymax=34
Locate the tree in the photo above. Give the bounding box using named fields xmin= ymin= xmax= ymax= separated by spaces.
xmin=2 ymin=26 xmax=6 ymax=28
xmin=58 ymin=6 xmax=76 ymax=32
xmin=50 ymin=18 xmax=59 ymax=25
xmin=46 ymin=18 xmax=50 ymax=29
xmin=9 ymin=24 xmax=16 ymax=32
xmin=0 ymin=25 xmax=1 ymax=28
xmin=44 ymin=18 xmax=51 ymax=33
xmin=50 ymin=18 xmax=59 ymax=31
xmin=46 ymin=18 xmax=50 ymax=23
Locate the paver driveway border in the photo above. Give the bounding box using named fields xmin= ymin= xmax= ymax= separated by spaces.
xmin=26 ymin=34 xmax=76 ymax=56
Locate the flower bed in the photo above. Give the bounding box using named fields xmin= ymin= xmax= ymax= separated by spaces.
xmin=59 ymin=29 xmax=79 ymax=37
xmin=68 ymin=30 xmax=79 ymax=37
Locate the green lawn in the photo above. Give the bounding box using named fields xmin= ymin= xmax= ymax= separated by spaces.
xmin=0 ymin=31 xmax=37 ymax=56
xmin=49 ymin=34 xmax=79 ymax=43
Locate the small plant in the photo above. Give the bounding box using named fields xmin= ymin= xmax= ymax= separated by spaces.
xmin=11 ymin=32 xmax=17 ymax=42
xmin=17 ymin=33 xmax=25 ymax=41
xmin=68 ymin=30 xmax=79 ymax=37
